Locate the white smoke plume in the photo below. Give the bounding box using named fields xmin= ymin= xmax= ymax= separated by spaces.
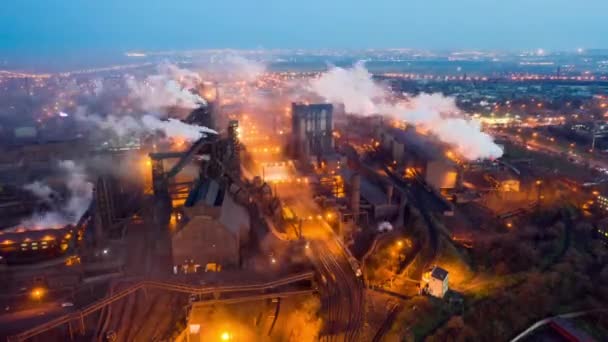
xmin=197 ymin=54 xmax=266 ymax=82
xmin=158 ymin=62 xmax=203 ymax=89
xmin=92 ymin=78 xmax=104 ymax=96
xmin=75 ymin=111 xmax=216 ymax=141
xmin=16 ymin=161 xmax=93 ymax=230
xmin=223 ymin=55 xmax=266 ymax=82
xmin=126 ymin=62 xmax=206 ymax=112
xmin=140 ymin=115 xmax=216 ymax=140
xmin=309 ymin=62 xmax=503 ymax=160
xmin=23 ymin=181 xmax=55 ymax=204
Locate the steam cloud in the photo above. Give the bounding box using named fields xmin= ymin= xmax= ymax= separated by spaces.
xmin=15 ymin=161 xmax=93 ymax=230
xmin=197 ymin=54 xmax=266 ymax=82
xmin=309 ymin=62 xmax=503 ymax=160
xmin=127 ymin=62 xmax=206 ymax=112
xmin=221 ymin=55 xmax=266 ymax=82
xmin=23 ymin=182 xmax=55 ymax=203
xmin=75 ymin=112 xmax=216 ymax=141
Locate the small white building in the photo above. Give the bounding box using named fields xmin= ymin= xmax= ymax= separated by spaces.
xmin=423 ymin=266 xmax=449 ymax=298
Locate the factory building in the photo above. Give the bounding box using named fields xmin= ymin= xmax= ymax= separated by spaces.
xmin=0 ymin=228 xmax=81 ymax=264
xmin=172 ymin=180 xmax=250 ymax=273
xmin=291 ymin=103 xmax=334 ymax=160
xmin=0 ymin=212 xmax=90 ymax=264
xmin=339 ymin=168 xmax=400 ymax=221
xmin=422 ymin=266 xmax=449 ymax=298
xmin=378 ymin=126 xmax=460 ymax=192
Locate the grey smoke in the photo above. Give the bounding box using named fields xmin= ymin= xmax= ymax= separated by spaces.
xmin=16 ymin=161 xmax=93 ymax=230
xmin=23 ymin=181 xmax=55 ymax=203
xmin=309 ymin=62 xmax=503 ymax=160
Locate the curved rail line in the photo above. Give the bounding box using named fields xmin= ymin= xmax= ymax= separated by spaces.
xmin=7 ymin=272 xmax=314 ymax=342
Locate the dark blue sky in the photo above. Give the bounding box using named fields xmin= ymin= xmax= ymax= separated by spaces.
xmin=1 ymin=0 xmax=607 ymax=54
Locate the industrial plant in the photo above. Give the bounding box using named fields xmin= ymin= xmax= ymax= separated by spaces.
xmin=1 ymin=46 xmax=608 ymax=342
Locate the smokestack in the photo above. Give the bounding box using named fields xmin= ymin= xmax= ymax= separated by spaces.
xmin=351 ymin=173 xmax=361 ymax=222
xmin=386 ymin=184 xmax=394 ymax=205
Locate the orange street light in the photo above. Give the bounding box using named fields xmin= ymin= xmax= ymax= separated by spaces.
xmin=220 ymin=331 xmax=232 ymax=341
xmin=31 ymin=287 xmax=45 ymax=301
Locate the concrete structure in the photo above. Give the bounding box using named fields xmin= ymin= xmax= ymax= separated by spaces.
xmin=339 ymin=168 xmax=399 ymax=221
xmin=172 ymin=181 xmax=250 ymax=272
xmin=291 ymin=103 xmax=333 ymax=160
xmin=378 ymin=126 xmax=460 ymax=192
xmin=423 ymin=266 xmax=449 ymax=298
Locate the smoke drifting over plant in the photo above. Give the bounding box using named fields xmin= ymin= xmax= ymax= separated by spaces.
xmin=68 ymin=61 xmax=217 ymax=141
xmin=126 ymin=62 xmax=206 ymax=112
xmin=15 ymin=161 xmax=93 ymax=230
xmin=195 ymin=54 xmax=266 ymax=82
xmin=309 ymin=62 xmax=503 ymax=160
xmin=75 ymin=111 xmax=216 ymax=141
xmin=23 ymin=182 xmax=55 ymax=203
